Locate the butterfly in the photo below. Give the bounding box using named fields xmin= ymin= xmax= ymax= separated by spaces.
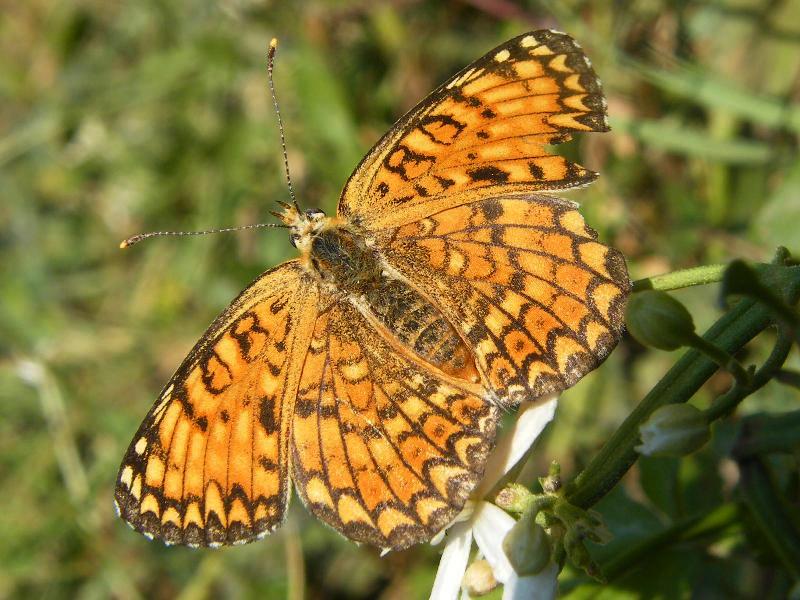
xmin=115 ymin=30 xmax=630 ymax=551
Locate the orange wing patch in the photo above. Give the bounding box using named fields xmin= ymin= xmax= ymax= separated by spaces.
xmin=339 ymin=30 xmax=608 ymax=230
xmin=115 ymin=261 xmax=318 ymax=547
xmin=290 ymin=297 xmax=498 ymax=550
xmin=380 ymin=195 xmax=630 ymax=406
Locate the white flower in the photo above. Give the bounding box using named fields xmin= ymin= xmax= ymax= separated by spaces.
xmin=430 ymin=395 xmax=560 ymax=600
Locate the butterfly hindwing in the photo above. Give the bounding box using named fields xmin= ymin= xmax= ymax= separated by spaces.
xmin=339 ymin=30 xmax=609 ymax=230
xmin=115 ymin=261 xmax=318 ymax=547
xmin=290 ymin=296 xmax=498 ymax=550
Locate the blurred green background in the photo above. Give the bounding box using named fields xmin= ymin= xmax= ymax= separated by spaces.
xmin=2 ymin=0 xmax=799 ymax=598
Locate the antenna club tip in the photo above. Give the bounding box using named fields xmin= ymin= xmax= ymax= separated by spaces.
xmin=119 ymin=240 xmax=130 ymax=249
xmin=270 ymin=38 xmax=278 ymax=49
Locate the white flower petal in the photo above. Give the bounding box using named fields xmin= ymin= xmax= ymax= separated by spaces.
xmin=430 ymin=522 xmax=473 ymax=600
xmin=475 ymin=395 xmax=558 ymax=497
xmin=472 ymin=501 xmax=517 ymax=584
xmin=502 ymin=561 xmax=559 ymax=600
xmin=431 ymin=501 xmax=476 ymax=546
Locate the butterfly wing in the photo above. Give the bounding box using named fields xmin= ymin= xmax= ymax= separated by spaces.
xmin=115 ymin=260 xmax=318 ymax=547
xmin=377 ymin=195 xmax=629 ymax=406
xmin=290 ymin=295 xmax=498 ymax=551
xmin=338 ymin=30 xmax=608 ymax=230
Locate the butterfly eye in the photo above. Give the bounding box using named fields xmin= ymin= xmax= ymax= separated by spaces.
xmin=304 ymin=208 xmax=325 ymax=220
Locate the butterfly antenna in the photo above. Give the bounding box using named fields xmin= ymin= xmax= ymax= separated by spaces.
xmin=119 ymin=222 xmax=287 ymax=249
xmin=267 ymin=38 xmax=299 ymax=213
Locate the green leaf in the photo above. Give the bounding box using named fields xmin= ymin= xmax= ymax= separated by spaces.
xmin=611 ymin=116 xmax=775 ymax=164
xmin=737 ymin=456 xmax=800 ymax=579
xmin=734 ymin=411 xmax=800 ymax=457
xmin=638 ymin=456 xmax=680 ymax=518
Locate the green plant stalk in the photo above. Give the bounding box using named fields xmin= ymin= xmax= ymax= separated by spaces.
xmin=688 ymin=333 xmax=751 ymax=386
xmin=776 ymin=369 xmax=800 ymax=388
xmin=704 ymin=329 xmax=793 ymax=422
xmin=566 ymin=297 xmax=763 ymax=508
xmin=632 ymin=264 xmax=727 ymax=292
xmin=567 ymin=264 xmax=800 ymax=509
xmin=737 ymin=456 xmax=800 ymax=579
xmin=600 ymin=503 xmax=739 ymax=581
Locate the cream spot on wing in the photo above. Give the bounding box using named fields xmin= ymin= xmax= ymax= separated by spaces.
xmin=120 ymin=465 xmax=134 ymax=488
xmin=153 ymin=390 xmax=172 ymax=420
xmin=532 ymin=45 xmax=555 ymax=56
xmin=494 ymin=49 xmax=510 ymax=62
xmin=131 ymin=474 xmax=142 ymax=500
xmin=447 ymin=67 xmax=477 ymax=89
xmin=521 ymin=35 xmax=537 ymax=48
xmin=140 ymin=493 xmax=160 ymax=517
xmin=306 ymin=476 xmax=334 ymax=507
xmin=134 ymin=437 xmax=147 ymax=455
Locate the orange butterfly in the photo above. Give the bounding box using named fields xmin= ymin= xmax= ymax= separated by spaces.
xmin=115 ymin=30 xmax=630 ymax=551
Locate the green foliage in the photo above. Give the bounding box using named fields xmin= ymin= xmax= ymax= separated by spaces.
xmin=1 ymin=1 xmax=798 ymax=598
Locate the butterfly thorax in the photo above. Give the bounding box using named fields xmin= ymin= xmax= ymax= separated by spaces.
xmin=288 ymin=209 xmax=478 ymax=382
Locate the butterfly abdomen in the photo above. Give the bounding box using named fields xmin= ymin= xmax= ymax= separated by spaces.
xmin=309 ymin=226 xmax=478 ymax=381
xmin=364 ymin=277 xmax=478 ymax=381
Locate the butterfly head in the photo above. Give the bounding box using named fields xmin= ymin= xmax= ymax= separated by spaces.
xmin=272 ymin=202 xmax=329 ymax=252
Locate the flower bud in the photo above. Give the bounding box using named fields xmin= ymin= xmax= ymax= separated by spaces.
xmin=625 ymin=290 xmax=696 ymax=351
xmin=462 ymin=559 xmax=498 ymax=596
xmin=539 ymin=460 xmax=562 ymax=494
xmin=636 ymin=403 xmax=711 ymax=457
xmin=502 ymin=512 xmax=551 ymax=576
xmin=494 ymin=483 xmax=533 ymax=513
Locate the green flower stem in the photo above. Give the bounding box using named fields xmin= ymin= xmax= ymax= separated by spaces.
xmin=737 ymin=456 xmax=800 ymax=579
xmin=687 ymin=333 xmax=751 ymax=386
xmin=704 ymin=329 xmax=793 ymax=422
xmin=632 ymin=264 xmax=727 ymax=292
xmin=776 ymin=369 xmax=800 ymax=389
xmin=600 ymin=503 xmax=739 ymax=582
xmin=566 ymin=297 xmax=762 ymax=508
xmin=566 ymin=264 xmax=800 ymax=510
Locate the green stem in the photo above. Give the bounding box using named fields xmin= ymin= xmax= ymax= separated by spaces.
xmin=688 ymin=333 xmax=751 ymax=386
xmin=776 ymin=369 xmax=800 ymax=389
xmin=632 ymin=265 xmax=727 ymax=292
xmin=704 ymin=329 xmax=793 ymax=422
xmin=566 ymin=298 xmax=765 ymax=509
xmin=566 ymin=264 xmax=800 ymax=510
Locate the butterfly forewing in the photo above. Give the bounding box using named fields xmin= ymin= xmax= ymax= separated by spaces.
xmin=115 ymin=261 xmax=318 ymax=547
xmin=339 ymin=30 xmax=609 ymax=230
